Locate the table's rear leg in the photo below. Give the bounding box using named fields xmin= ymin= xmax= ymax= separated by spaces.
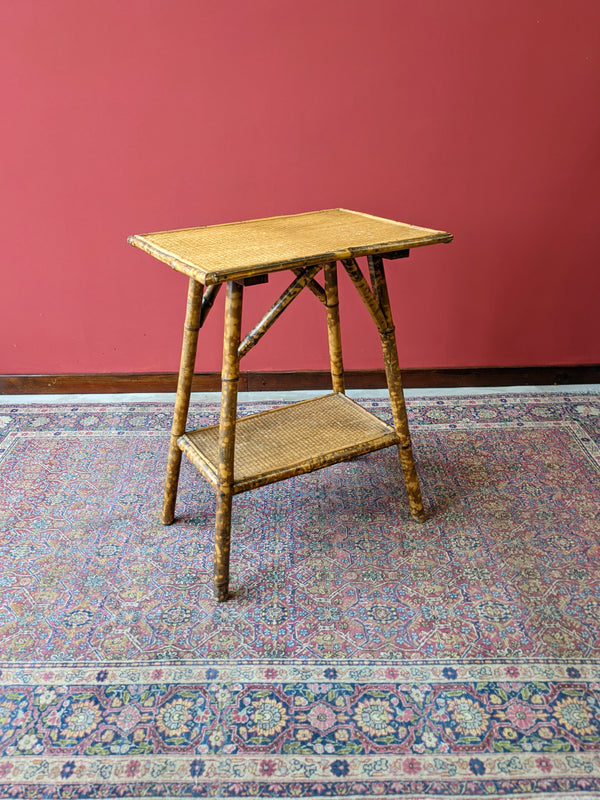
xmin=162 ymin=277 xmax=204 ymax=525
xmin=368 ymin=256 xmax=426 ymax=522
xmin=324 ymin=262 xmax=345 ymax=394
xmin=214 ymin=280 xmax=244 ymax=602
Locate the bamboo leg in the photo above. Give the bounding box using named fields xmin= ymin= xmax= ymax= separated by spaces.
xmin=162 ymin=277 xmax=204 ymax=525
xmin=214 ymin=280 xmax=244 ymax=601
xmin=324 ymin=262 xmax=345 ymax=394
xmin=368 ymin=256 xmax=426 ymax=522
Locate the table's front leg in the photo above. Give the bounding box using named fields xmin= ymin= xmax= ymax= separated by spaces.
xmin=214 ymin=280 xmax=244 ymax=602
xmin=368 ymin=256 xmax=426 ymax=522
xmin=162 ymin=277 xmax=204 ymax=525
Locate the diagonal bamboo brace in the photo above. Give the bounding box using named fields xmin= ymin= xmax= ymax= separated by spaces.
xmin=162 ymin=277 xmax=204 ymax=525
xmin=199 ymin=283 xmax=222 ymax=327
xmin=238 ymin=264 xmax=323 ymax=358
xmin=341 ymin=258 xmax=387 ymax=333
xmin=292 ymin=268 xmax=327 ymax=304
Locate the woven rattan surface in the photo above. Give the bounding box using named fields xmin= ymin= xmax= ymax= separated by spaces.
xmin=128 ymin=208 xmax=452 ymax=285
xmin=178 ymin=393 xmax=400 ymax=493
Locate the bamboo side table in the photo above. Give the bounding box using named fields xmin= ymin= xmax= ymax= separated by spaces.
xmin=129 ymin=209 xmax=452 ymax=601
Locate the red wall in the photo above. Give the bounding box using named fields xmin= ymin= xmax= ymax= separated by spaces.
xmin=2 ymin=0 xmax=599 ymax=375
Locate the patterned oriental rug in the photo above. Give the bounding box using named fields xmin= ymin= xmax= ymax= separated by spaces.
xmin=0 ymin=392 xmax=599 ymax=799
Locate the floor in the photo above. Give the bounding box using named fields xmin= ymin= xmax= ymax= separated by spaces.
xmin=1 ymin=384 xmax=599 ymax=405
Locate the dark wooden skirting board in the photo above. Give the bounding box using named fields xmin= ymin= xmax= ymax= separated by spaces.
xmin=1 ymin=366 xmax=599 ymax=395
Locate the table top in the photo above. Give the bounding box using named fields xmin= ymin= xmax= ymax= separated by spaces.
xmin=128 ymin=208 xmax=452 ymax=286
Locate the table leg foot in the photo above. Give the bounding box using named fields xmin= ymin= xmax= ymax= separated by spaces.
xmin=398 ymin=438 xmax=427 ymax=521
xmin=377 ymin=327 xmax=427 ymax=519
xmin=162 ymin=451 xmax=181 ymax=524
xmin=214 ymin=583 xmax=229 ymax=602
xmin=162 ymin=436 xmax=184 ymax=524
xmin=214 ymin=486 xmax=233 ymax=603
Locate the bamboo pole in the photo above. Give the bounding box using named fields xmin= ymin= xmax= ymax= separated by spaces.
xmin=199 ymin=283 xmax=222 ymax=328
xmin=162 ymin=277 xmax=204 ymax=525
xmin=292 ymin=268 xmax=327 ymax=304
xmin=341 ymin=258 xmax=387 ymax=332
xmin=238 ymin=264 xmax=323 ymax=358
xmin=214 ymin=280 xmax=244 ymax=601
xmin=368 ymin=255 xmax=425 ymax=522
xmin=324 ymin=262 xmax=345 ymax=393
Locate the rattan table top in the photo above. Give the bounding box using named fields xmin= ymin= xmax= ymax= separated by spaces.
xmin=128 ymin=208 xmax=452 ymax=285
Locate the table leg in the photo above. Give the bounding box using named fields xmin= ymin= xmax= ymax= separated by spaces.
xmin=162 ymin=277 xmax=204 ymax=525
xmin=368 ymin=256 xmax=426 ymax=522
xmin=214 ymin=280 xmax=244 ymax=601
xmin=324 ymin=262 xmax=345 ymax=394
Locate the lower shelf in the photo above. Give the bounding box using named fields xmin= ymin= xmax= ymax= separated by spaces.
xmin=178 ymin=392 xmax=400 ymax=494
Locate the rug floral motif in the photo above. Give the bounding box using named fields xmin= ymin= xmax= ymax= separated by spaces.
xmin=1 ymin=392 xmax=599 ymax=798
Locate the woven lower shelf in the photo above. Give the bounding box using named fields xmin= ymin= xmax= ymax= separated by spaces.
xmin=178 ymin=392 xmax=400 ymax=494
